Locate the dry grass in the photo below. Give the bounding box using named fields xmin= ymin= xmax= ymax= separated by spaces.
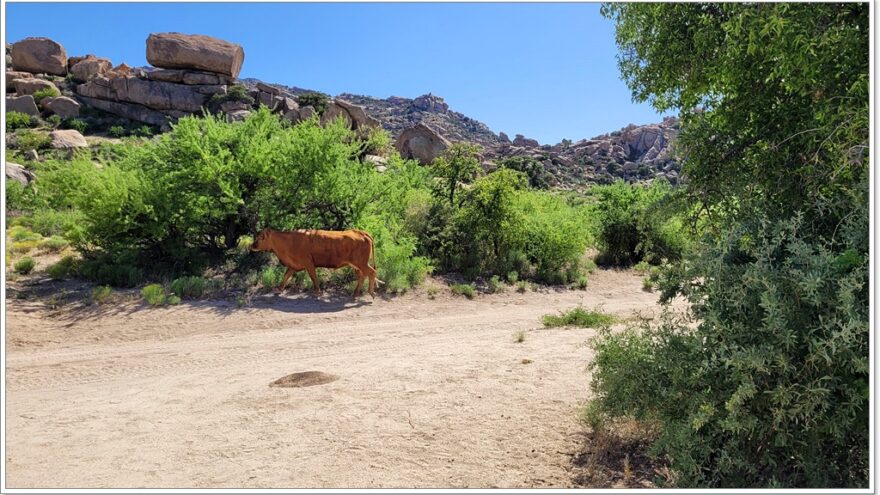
xmin=569 ymin=417 xmax=669 ymax=488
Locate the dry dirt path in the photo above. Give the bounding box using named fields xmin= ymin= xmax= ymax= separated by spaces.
xmin=5 ymin=270 xmax=677 ymax=488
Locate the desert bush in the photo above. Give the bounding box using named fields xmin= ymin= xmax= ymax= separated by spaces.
xmin=10 ymin=227 xmax=41 ymax=242
xmin=14 ymin=130 xmax=52 ymax=151
xmin=543 ymin=306 xmax=615 ymax=328
xmin=515 ymin=281 xmax=529 ymax=293
xmin=295 ymin=92 xmax=329 ymax=115
xmin=170 ymin=276 xmax=208 ymax=299
xmin=591 ymin=180 xmax=689 ymax=266
xmin=141 ymin=284 xmax=166 ymax=306
xmin=62 ymin=118 xmax=88 ymax=133
xmin=260 ymin=266 xmax=285 ymax=290
xmin=498 ymin=155 xmax=554 ymax=189
xmin=14 ymin=257 xmax=36 ymax=274
xmin=167 ymin=295 xmax=182 ymax=305
xmin=32 ymin=87 xmax=60 ymax=104
xmin=91 ymin=285 xmax=113 ymax=304
xmin=38 ymin=235 xmax=69 ymax=252
xmin=11 ymin=240 xmax=39 ymax=254
xmin=46 ymin=114 xmax=62 ymax=128
xmin=450 ymin=283 xmax=475 ymax=299
xmin=487 ymin=275 xmax=504 ymax=293
xmin=6 ymin=111 xmax=34 ymax=131
xmin=108 ymin=125 xmax=126 ymax=138
xmin=78 ymin=255 xmax=143 ymax=288
xmin=47 ymin=255 xmax=79 ymax=279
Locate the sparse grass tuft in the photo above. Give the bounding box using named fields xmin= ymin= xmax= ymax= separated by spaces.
xmin=91 ymin=285 xmax=113 ymax=304
xmin=516 ymin=280 xmax=529 ymax=293
xmin=514 ymin=330 xmax=526 ymax=343
xmin=543 ymin=306 xmax=615 ymax=328
xmin=38 ymin=235 xmax=69 ymax=252
xmin=488 ymin=275 xmax=505 ymax=293
xmin=427 ymin=287 xmax=439 ymax=299
xmin=141 ymin=284 xmax=166 ymax=306
xmin=170 ymin=276 xmax=207 ymax=299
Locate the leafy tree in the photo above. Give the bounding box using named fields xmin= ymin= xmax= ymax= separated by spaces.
xmin=295 ymin=91 xmax=330 ymax=115
xmin=589 ymin=3 xmax=869 ymax=487
xmin=430 ymin=142 xmax=482 ymax=206
xmin=498 ymin=155 xmax=553 ymax=189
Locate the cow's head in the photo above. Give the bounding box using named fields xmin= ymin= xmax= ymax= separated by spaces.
xmin=250 ymin=229 xmax=273 ymax=252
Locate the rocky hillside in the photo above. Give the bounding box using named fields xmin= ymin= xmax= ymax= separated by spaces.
xmin=6 ymin=33 xmax=681 ymax=189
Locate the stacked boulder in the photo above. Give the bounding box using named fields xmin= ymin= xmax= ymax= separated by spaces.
xmin=6 ymin=37 xmax=78 ymax=121
xmin=75 ymin=32 xmax=242 ymax=128
xmin=248 ymin=81 xmax=379 ymax=130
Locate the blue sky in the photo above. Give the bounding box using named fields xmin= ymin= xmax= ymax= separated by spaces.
xmin=5 ymin=2 xmax=667 ymax=144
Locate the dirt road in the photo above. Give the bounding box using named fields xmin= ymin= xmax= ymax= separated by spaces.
xmin=5 ymin=270 xmax=674 ymax=488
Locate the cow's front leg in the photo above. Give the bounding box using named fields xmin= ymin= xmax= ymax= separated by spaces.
xmin=306 ymin=265 xmax=322 ymax=295
xmin=277 ymin=267 xmax=297 ymax=293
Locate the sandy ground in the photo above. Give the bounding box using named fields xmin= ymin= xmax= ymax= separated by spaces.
xmin=5 ymin=270 xmax=680 ymax=489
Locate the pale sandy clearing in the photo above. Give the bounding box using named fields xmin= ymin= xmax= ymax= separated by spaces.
xmin=5 ymin=269 xmax=682 ymax=488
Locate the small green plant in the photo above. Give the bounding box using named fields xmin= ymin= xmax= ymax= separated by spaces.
xmin=575 ymin=275 xmax=589 ymax=290
xmin=6 ymin=111 xmax=34 ymax=131
xmin=62 ymin=118 xmax=88 ymax=133
xmin=209 ymin=84 xmax=254 ymax=107
xmin=108 ymin=125 xmax=126 ymax=138
xmin=91 ymin=285 xmax=113 ymax=304
xmin=14 ymin=257 xmax=36 ymax=274
xmin=170 ymin=276 xmax=207 ymax=299
xmin=10 ymin=227 xmax=41 ymax=242
xmin=543 ymin=306 xmax=615 ymax=328
xmin=141 ymin=284 xmax=166 ymax=306
xmin=507 ymin=271 xmax=519 ymax=284
xmin=514 ymin=330 xmax=526 ymax=343
xmin=516 ymin=281 xmax=529 ymax=293
xmin=32 ymin=86 xmax=61 ymax=104
xmin=133 ymin=125 xmax=153 ymax=137
xmin=167 ymin=295 xmax=182 ymax=305
xmin=427 ymin=287 xmax=439 ymax=299
xmin=11 ymin=240 xmax=39 ymax=254
xmin=488 ymin=275 xmax=504 ymax=293
xmin=47 ymin=255 xmax=78 ymax=279
xmin=47 ymin=114 xmax=62 ymax=128
xmin=641 ymin=277 xmax=654 ymax=292
xmin=451 ymin=283 xmax=476 ymax=299
xmin=632 ymin=261 xmax=651 ymax=275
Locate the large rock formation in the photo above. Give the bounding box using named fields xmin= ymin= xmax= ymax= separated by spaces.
xmin=395 ymin=123 xmax=451 ymax=165
xmin=146 ymin=33 xmax=244 ymax=78
xmin=49 ymin=129 xmax=88 ymax=149
xmin=11 ymin=37 xmax=67 ymax=75
xmin=12 ymin=78 xmax=57 ymax=96
xmin=78 ymin=76 xmax=209 ymax=113
xmin=42 ymin=96 xmax=81 ymax=118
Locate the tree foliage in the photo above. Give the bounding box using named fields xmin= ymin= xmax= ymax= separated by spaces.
xmin=590 ymin=3 xmax=869 ymax=487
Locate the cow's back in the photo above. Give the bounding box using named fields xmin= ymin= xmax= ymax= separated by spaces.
xmin=305 ymin=229 xmax=371 ymax=269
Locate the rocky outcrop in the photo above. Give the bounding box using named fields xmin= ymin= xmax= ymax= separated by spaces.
xmin=12 ymin=78 xmax=57 ymax=96
xmin=69 ymin=55 xmax=112 ymax=82
xmin=76 ymin=96 xmax=169 ymax=127
xmin=335 ymin=99 xmax=380 ymax=129
xmin=6 ymin=95 xmax=40 ymax=116
xmin=395 ymin=123 xmax=451 ymax=165
xmin=11 ymin=37 xmax=67 ymax=75
xmin=512 ymin=134 xmax=539 ymax=148
xmin=146 ymin=33 xmax=244 ymax=78
xmin=412 ymin=93 xmax=448 ymax=113
xmin=78 ymin=76 xmax=209 ymax=113
xmin=6 ymin=162 xmax=35 ymax=186
xmin=6 ymin=71 xmax=32 ymax=89
xmin=49 ymin=129 xmax=88 ymax=149
xmin=42 ymin=96 xmax=81 ymax=118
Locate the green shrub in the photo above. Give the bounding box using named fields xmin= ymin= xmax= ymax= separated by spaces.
xmin=47 ymin=114 xmax=62 ymax=128
xmin=6 ymin=111 xmax=34 ymax=131
xmin=133 ymin=125 xmax=153 ymax=137
xmin=450 ymin=283 xmax=475 ymax=299
xmin=47 ymin=255 xmax=79 ymax=279
xmin=10 ymin=240 xmax=39 ymax=254
xmin=487 ymin=275 xmax=504 ymax=293
xmin=29 ymin=209 xmax=85 ymax=238
xmin=108 ymin=125 xmax=126 ymax=138
xmin=10 ymin=228 xmax=41 ymax=242
xmin=62 ymin=118 xmax=88 ymax=133
xmin=260 ymin=266 xmax=285 ymax=289
xmin=6 ymin=181 xmax=41 ymax=212
xmin=209 ymin=84 xmax=254 ymax=108
xmin=170 ymin=276 xmax=208 ymax=299
xmin=14 ymin=257 xmax=36 ymax=274
xmin=498 ymin=155 xmax=554 ymax=189
xmin=91 ymin=285 xmax=113 ymax=304
xmin=32 ymin=87 xmax=60 ymax=103
xmin=15 ymin=130 xmax=51 ymax=151
xmin=516 ymin=281 xmax=529 ymax=293
xmin=543 ymin=306 xmax=615 ymax=328
xmin=506 ymin=271 xmax=519 ymax=284
xmin=575 ymin=275 xmax=589 ymax=290
xmin=591 ymin=180 xmax=689 ymax=266
xmin=78 ymin=256 xmax=143 ymax=287
xmin=141 ymin=284 xmax=166 ymax=306
xmin=295 ymin=92 xmax=329 ymax=115
xmin=167 ymin=295 xmax=182 ymax=305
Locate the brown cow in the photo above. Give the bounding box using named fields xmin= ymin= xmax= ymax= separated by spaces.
xmin=250 ymin=228 xmax=380 ymax=298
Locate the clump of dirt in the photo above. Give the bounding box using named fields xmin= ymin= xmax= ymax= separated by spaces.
xmin=269 ymin=371 xmax=339 ymax=388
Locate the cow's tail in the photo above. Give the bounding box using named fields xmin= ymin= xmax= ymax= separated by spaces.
xmin=357 ymin=230 xmax=384 ymax=286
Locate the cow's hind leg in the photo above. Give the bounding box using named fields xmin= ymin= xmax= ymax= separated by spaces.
xmin=278 ymin=267 xmax=297 ymax=293
xmin=363 ymin=264 xmax=378 ymax=298
xmin=306 ymin=265 xmax=322 ymax=296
